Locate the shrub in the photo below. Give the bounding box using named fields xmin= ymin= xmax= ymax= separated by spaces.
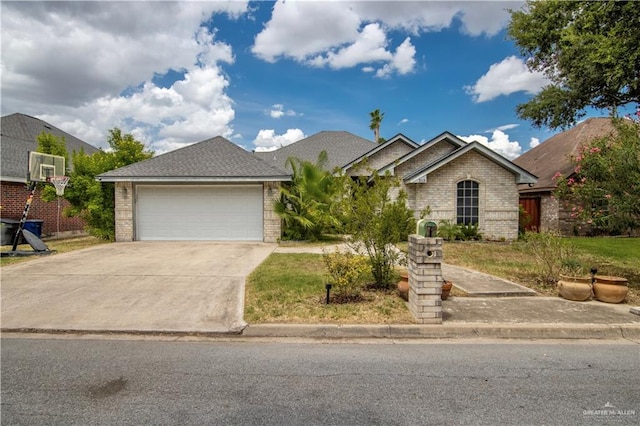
xmin=322 ymin=249 xmax=370 ymax=300
xmin=437 ymin=219 xmax=462 ymax=241
xmin=524 ymin=231 xmax=578 ymax=285
xmin=459 ymin=223 xmax=482 ymax=241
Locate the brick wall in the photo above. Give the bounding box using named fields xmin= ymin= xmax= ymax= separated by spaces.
xmin=114 ymin=181 xmax=134 ymax=242
xmin=1 ymin=181 xmax=87 ymax=238
xmin=347 ymin=140 xmax=415 ymax=176
xmin=404 ymin=151 xmax=520 ymax=241
xmin=263 ymin=182 xmax=282 ymax=243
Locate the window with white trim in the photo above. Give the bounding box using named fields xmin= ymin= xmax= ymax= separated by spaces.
xmin=456 ymin=180 xmax=479 ymax=225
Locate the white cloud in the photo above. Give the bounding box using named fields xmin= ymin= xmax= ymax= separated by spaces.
xmin=399 ymin=118 xmax=409 ymax=125
xmin=253 ymin=128 xmax=306 ymax=151
xmin=465 ymin=56 xmax=550 ymax=103
xmin=494 ymin=124 xmax=519 ymax=132
xmin=529 ymin=137 xmax=540 ymax=149
xmin=1 ymin=2 xmax=246 ymax=153
xmin=268 ymin=104 xmax=299 ymax=119
xmin=362 ymin=66 xmax=375 ymax=73
xmin=459 ymin=130 xmax=522 ymax=160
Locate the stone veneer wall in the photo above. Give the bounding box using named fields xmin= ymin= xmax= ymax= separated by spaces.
xmin=407 ymin=235 xmax=443 ymax=324
xmin=405 ymin=151 xmax=520 ymax=241
xmin=114 ymin=181 xmax=134 ymax=242
xmin=263 ymin=182 xmax=281 ymax=243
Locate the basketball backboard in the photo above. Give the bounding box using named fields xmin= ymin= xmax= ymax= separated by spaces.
xmin=28 ymin=151 xmax=65 ymax=182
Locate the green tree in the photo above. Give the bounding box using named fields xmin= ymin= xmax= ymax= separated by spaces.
xmin=554 ymin=119 xmax=640 ymax=234
xmin=340 ymin=171 xmax=415 ymax=289
xmin=508 ymin=1 xmax=640 ymax=129
xmin=369 ymin=109 xmax=385 ymax=143
xmin=64 ymin=128 xmax=153 ymax=240
xmin=274 ymin=151 xmax=339 ymax=240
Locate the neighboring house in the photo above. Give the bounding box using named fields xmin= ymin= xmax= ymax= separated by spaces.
xmin=513 ymin=117 xmax=617 ymax=235
xmin=262 ymin=131 xmax=537 ymax=241
xmin=97 ymin=136 xmax=290 ymax=243
xmin=0 ymin=113 xmax=99 ymax=239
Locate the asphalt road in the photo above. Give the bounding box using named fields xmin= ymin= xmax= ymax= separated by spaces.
xmin=2 ymin=337 xmax=639 ymax=425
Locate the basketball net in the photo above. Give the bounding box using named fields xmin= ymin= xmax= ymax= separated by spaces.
xmin=48 ymin=176 xmax=69 ymax=237
xmin=49 ymin=176 xmax=70 ymax=196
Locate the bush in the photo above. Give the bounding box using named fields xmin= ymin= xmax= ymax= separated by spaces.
xmin=524 ymin=231 xmax=578 ymax=285
xmin=323 ymin=249 xmax=370 ymax=300
xmin=459 ymin=223 xmax=482 ymax=241
xmin=437 ymin=219 xmax=462 ymax=241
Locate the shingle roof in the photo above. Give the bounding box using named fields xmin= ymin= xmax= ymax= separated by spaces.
xmin=513 ymin=117 xmax=617 ymax=193
xmin=98 ymin=136 xmax=290 ymax=182
xmin=254 ymin=131 xmax=376 ymax=172
xmin=1 ymin=113 xmax=99 ymax=182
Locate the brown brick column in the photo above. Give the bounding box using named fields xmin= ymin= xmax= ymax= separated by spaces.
xmin=408 ymin=235 xmax=443 ymax=324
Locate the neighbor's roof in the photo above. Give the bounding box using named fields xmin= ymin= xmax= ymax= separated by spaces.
xmin=513 ymin=117 xmax=617 ymax=193
xmin=1 ymin=113 xmax=99 ymax=182
xmin=98 ymin=136 xmax=291 ymax=182
xmin=255 ymin=130 xmax=376 ymax=172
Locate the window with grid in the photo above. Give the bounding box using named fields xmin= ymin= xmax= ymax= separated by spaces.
xmin=456 ymin=180 xmax=479 ymax=225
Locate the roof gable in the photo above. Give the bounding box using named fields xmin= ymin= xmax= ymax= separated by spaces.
xmin=254 ymin=131 xmax=375 ymax=172
xmin=1 ymin=113 xmax=99 ymax=182
xmin=404 ymin=141 xmax=537 ymax=184
xmin=377 ymin=131 xmax=467 ymax=175
xmin=341 ymin=133 xmax=419 ymax=173
xmin=513 ymin=117 xmax=617 ymax=192
xmin=99 ymin=136 xmax=290 ymax=182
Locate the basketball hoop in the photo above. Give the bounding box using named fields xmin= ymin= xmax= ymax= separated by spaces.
xmin=49 ymin=176 xmax=70 ymax=196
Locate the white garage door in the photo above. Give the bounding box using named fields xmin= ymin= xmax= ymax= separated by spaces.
xmin=136 ymin=185 xmax=263 ymax=241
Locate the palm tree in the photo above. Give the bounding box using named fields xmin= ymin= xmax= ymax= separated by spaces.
xmin=369 ymin=109 xmax=385 ymax=143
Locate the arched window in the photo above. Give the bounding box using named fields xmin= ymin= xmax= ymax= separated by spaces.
xmin=457 ymin=180 xmax=479 ymax=225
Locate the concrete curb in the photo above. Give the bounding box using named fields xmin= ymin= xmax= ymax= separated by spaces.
xmin=3 ymin=324 xmax=639 ymax=341
xmin=242 ymin=323 xmax=640 ymax=340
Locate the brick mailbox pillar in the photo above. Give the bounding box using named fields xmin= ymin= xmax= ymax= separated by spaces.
xmin=408 ymin=234 xmax=443 ymax=324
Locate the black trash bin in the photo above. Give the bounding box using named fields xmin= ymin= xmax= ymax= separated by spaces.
xmin=1 ymin=219 xmax=20 ymax=246
xmin=23 ymin=219 xmax=44 ymax=239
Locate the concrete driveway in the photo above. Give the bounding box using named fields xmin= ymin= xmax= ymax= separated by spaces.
xmin=1 ymin=242 xmax=276 ymax=334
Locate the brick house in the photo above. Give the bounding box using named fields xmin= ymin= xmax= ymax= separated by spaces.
xmin=1 ymin=113 xmax=99 ymax=240
xmin=259 ymin=131 xmax=537 ymax=241
xmin=513 ymin=117 xmax=617 ymax=235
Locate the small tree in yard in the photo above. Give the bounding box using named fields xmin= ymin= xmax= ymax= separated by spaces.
xmin=64 ymin=128 xmax=153 ymax=240
xmin=339 ymin=171 xmax=415 ymax=289
xmin=554 ymin=119 xmax=640 ymax=235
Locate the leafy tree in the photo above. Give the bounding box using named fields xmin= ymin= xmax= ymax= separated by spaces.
xmin=64 ymin=128 xmax=153 ymax=240
xmin=274 ymin=151 xmax=339 ymax=240
xmin=369 ymin=109 xmax=385 ymax=143
xmin=508 ymin=1 xmax=640 ymax=129
xmin=340 ymin=171 xmax=415 ymax=289
xmin=554 ymin=119 xmax=640 ymax=234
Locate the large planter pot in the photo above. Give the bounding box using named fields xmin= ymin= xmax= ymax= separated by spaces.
xmin=441 ymin=280 xmax=453 ymax=301
xmin=397 ymin=270 xmax=409 ymax=301
xmin=557 ymin=275 xmax=592 ymax=301
xmin=593 ymin=275 xmax=628 ymax=304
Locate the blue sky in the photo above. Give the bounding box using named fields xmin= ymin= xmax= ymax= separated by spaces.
xmin=0 ymin=1 xmax=621 ymax=159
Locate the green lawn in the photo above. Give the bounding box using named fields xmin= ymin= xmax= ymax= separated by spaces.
xmin=244 ymin=253 xmax=414 ymax=324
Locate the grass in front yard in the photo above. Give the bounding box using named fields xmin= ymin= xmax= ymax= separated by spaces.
xmin=1 ymin=236 xmax=109 ymax=267
xmin=244 ymin=253 xmax=414 ymax=324
xmin=440 ymin=238 xmax=639 ymax=304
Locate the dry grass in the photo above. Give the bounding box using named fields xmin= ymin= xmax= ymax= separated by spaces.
xmin=1 ymin=236 xmax=109 ymax=267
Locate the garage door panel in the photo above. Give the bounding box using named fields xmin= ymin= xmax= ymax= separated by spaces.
xmin=136 ymin=185 xmax=263 ymax=241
